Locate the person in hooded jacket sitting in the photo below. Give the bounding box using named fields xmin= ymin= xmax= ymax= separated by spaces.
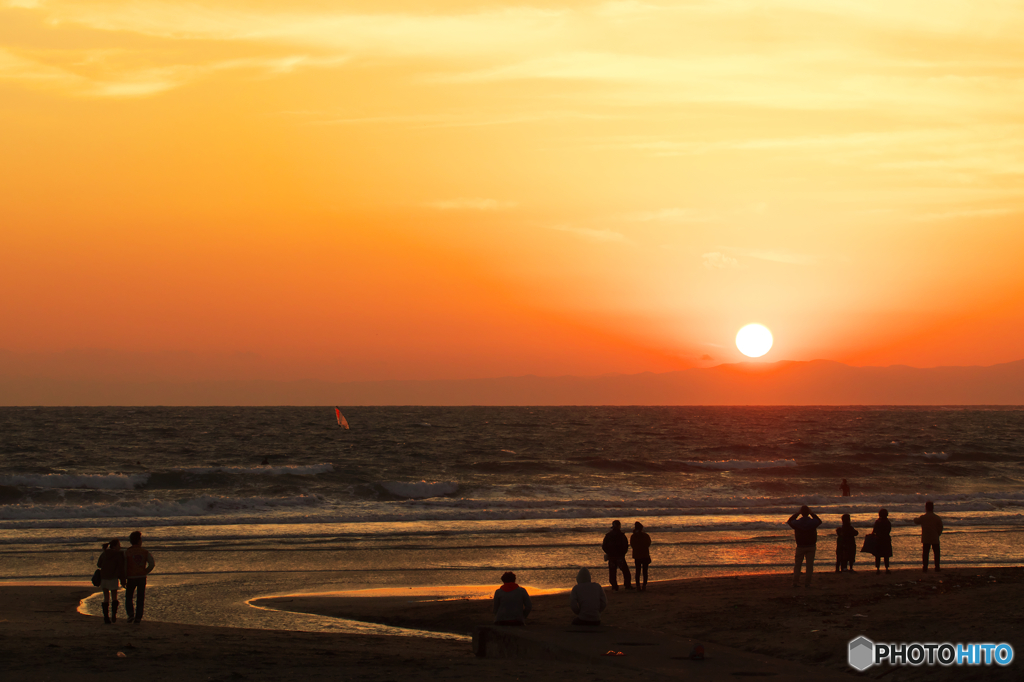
xmin=493 ymin=571 xmax=532 ymax=625
xmin=570 ymin=567 xmax=607 ymax=626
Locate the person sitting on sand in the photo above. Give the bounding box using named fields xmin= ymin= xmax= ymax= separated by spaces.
xmin=840 ymin=479 xmax=851 ymax=497
xmin=124 ymin=530 xmax=155 ymax=624
xmin=569 ymin=567 xmax=607 ymax=626
xmin=630 ymin=522 xmax=652 ymax=592
xmin=786 ymin=506 xmax=822 ymax=587
xmin=96 ymin=538 xmax=127 ymax=624
xmin=871 ymin=509 xmax=893 ymax=573
xmin=602 ymin=520 xmax=633 ymax=591
xmin=835 ymin=514 xmax=859 ymax=572
xmin=915 ymin=501 xmax=943 ymax=572
xmin=492 ymin=571 xmax=531 ymax=625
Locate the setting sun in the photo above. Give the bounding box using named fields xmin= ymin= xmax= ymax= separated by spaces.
xmin=736 ymin=324 xmax=773 ymax=358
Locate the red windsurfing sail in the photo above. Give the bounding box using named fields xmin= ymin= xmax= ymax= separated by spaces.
xmin=335 ymin=407 xmax=350 ymax=430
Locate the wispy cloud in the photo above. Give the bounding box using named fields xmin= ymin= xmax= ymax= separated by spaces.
xmin=625 ymin=207 xmax=720 ymax=224
xmin=549 ymin=225 xmax=628 ymax=243
xmin=738 ymin=250 xmax=817 ymax=265
xmin=425 ymin=198 xmax=518 ymax=211
xmin=6 ymin=0 xmax=1024 ymax=122
xmin=913 ymin=208 xmax=1016 ymax=222
xmin=702 ymin=252 xmax=738 ymax=269
xmin=33 ymin=2 xmax=565 ymax=58
xmin=0 ymin=47 xmax=347 ymax=97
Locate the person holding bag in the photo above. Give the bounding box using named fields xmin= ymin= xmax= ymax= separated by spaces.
xmin=96 ymin=539 xmax=127 ymax=624
xmin=869 ymin=509 xmax=893 ymax=573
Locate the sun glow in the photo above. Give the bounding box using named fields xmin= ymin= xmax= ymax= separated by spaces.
xmin=736 ymin=324 xmax=773 ymax=358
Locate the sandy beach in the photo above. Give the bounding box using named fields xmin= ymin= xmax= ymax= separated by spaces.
xmin=4 ymin=567 xmax=1022 ymax=681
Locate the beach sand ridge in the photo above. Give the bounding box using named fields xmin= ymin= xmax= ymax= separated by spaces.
xmin=4 ymin=568 xmax=1023 ymax=681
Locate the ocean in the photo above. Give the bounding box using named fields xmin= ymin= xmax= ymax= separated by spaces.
xmin=1 ymin=406 xmax=1022 ymax=634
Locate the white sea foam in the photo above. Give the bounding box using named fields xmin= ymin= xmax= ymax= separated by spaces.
xmin=401 ymin=490 xmax=1024 ymax=512
xmin=0 ymin=494 xmax=324 ymax=521
xmin=2 ymin=505 xmax=1022 ymax=532
xmin=178 ymin=464 xmax=335 ymax=476
xmin=380 ymin=481 xmax=459 ymax=499
xmin=2 ymin=486 xmax=1024 ymax=529
xmin=685 ymin=459 xmax=799 ymax=470
xmin=0 ymin=473 xmax=150 ymax=490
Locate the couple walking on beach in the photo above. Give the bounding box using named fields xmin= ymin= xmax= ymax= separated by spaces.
xmin=788 ymin=502 xmax=944 ymax=586
xmin=95 ymin=530 xmax=155 ymax=624
xmin=603 ymin=520 xmax=652 ymax=592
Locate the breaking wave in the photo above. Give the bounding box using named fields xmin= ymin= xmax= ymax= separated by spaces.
xmin=380 ymin=481 xmax=459 ymax=499
xmin=0 ymin=494 xmax=325 ymax=521
xmin=685 ymin=459 xmax=799 ymax=470
xmin=0 ymin=473 xmax=149 ymax=490
xmin=177 ymin=464 xmax=335 ymax=476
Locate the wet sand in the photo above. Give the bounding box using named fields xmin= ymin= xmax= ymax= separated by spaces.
xmin=4 ymin=567 xmax=1023 ymax=681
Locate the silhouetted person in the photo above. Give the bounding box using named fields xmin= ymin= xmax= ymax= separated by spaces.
xmin=569 ymin=567 xmax=607 ymax=626
xmin=787 ymin=506 xmax=822 ymax=587
xmin=915 ymin=501 xmax=943 ymax=572
xmin=96 ymin=538 xmax=126 ymax=624
xmin=835 ymin=513 xmax=859 ymax=572
xmin=602 ymin=520 xmax=633 ymax=591
xmin=840 ymin=479 xmax=851 ymax=497
xmin=872 ymin=508 xmax=893 ymax=573
xmin=630 ymin=521 xmax=652 ymax=592
xmin=124 ymin=531 xmax=155 ymax=624
xmin=493 ymin=571 xmax=531 ymax=625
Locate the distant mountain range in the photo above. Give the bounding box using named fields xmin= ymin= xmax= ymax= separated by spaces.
xmin=2 ymin=358 xmax=1022 ymax=406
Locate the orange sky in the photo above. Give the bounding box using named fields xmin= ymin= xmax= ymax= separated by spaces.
xmin=2 ymin=0 xmax=1023 ymax=382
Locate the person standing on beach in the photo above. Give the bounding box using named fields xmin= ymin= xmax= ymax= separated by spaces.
xmin=915 ymin=501 xmax=943 ymax=572
xmin=602 ymin=520 xmax=633 ymax=591
xmin=840 ymin=479 xmax=851 ymax=497
xmin=569 ymin=567 xmax=607 ymax=626
xmin=871 ymin=509 xmax=893 ymax=573
xmin=124 ymin=530 xmax=155 ymax=624
xmin=96 ymin=539 xmax=126 ymax=624
xmin=835 ymin=514 xmax=858 ymax=572
xmin=493 ymin=571 xmax=532 ymax=625
xmin=787 ymin=506 xmax=822 ymax=587
xmin=630 ymin=522 xmax=652 ymax=591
